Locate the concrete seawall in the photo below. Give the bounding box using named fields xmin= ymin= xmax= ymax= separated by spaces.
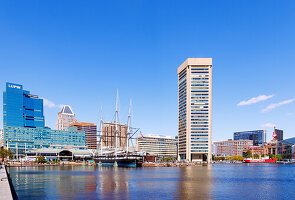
xmin=0 ymin=165 xmax=14 ymax=200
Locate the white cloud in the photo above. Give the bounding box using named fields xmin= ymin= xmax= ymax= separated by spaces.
xmin=287 ymin=113 xmax=294 ymax=116
xmin=262 ymin=98 xmax=295 ymax=112
xmin=261 ymin=123 xmax=275 ymax=128
xmin=43 ymin=98 xmax=61 ymax=108
xmin=237 ymin=94 xmax=274 ymax=106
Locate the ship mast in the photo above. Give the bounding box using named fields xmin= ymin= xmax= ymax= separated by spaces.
xmin=126 ymin=99 xmax=132 ymax=154
xmin=115 ymin=89 xmax=119 ymax=155
xmin=99 ymin=106 xmax=103 ymax=155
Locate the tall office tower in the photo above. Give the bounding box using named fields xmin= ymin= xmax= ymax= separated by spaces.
xmin=0 ymin=129 xmax=3 ymax=147
xmin=69 ymin=122 xmax=97 ymax=149
xmin=275 ymin=129 xmax=283 ymax=141
xmin=56 ymin=105 xmax=77 ymax=130
xmin=3 ymin=83 xmax=86 ymax=154
xmin=177 ymin=58 xmax=212 ymax=163
xmin=101 ymin=122 xmax=128 ymax=148
xmin=3 ymin=82 xmax=45 ymax=128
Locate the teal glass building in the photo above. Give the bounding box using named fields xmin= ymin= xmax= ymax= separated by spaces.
xmin=3 ymin=82 xmax=86 ymax=155
xmin=4 ymin=126 xmax=86 ymax=154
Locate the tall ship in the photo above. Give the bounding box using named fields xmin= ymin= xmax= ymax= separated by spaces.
xmin=94 ymin=91 xmax=144 ymax=167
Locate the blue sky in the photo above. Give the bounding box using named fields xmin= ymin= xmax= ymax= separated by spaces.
xmin=1 ymin=1 xmax=295 ymax=142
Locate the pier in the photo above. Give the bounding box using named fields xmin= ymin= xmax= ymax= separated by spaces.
xmin=0 ymin=165 xmax=13 ymax=200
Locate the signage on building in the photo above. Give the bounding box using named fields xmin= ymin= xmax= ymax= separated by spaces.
xmin=8 ymin=84 xmax=21 ymax=89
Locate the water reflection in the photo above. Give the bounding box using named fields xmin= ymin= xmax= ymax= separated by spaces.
xmin=97 ymin=167 xmax=129 ymax=199
xmin=177 ymin=165 xmax=212 ymax=199
xmin=7 ymin=164 xmax=295 ymax=200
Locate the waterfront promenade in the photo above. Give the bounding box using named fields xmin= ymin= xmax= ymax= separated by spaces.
xmin=0 ymin=165 xmax=13 ymax=200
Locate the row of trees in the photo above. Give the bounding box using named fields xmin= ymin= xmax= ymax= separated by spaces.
xmin=0 ymin=147 xmax=14 ymax=162
xmin=214 ymin=151 xmax=285 ymax=161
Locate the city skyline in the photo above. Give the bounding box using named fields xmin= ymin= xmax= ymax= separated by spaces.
xmin=1 ymin=1 xmax=295 ymax=142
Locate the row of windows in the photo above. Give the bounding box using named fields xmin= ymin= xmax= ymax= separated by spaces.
xmin=191 ymin=147 xmax=208 ymax=149
xmin=191 ymin=68 xmax=209 ymax=70
xmin=191 ymin=75 xmax=209 ymax=78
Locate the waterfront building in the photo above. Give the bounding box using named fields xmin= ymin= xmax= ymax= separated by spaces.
xmin=3 ymin=83 xmax=86 ymax=155
xmin=69 ymin=122 xmax=97 ymax=150
xmin=3 ymin=82 xmax=45 ymax=128
xmin=25 ymin=146 xmax=93 ymax=161
xmin=4 ymin=126 xmax=86 ymax=155
xmin=280 ymin=137 xmax=295 ymax=159
xmin=243 ymin=146 xmax=264 ymax=156
xmin=56 ymin=105 xmax=77 ymax=130
xmin=102 ymin=122 xmax=128 ymax=148
xmin=262 ymin=140 xmax=292 ymax=158
xmin=136 ymin=134 xmax=177 ymax=157
xmin=274 ymin=129 xmax=283 ymax=141
xmin=234 ymin=130 xmax=266 ymax=146
xmin=214 ymin=139 xmax=253 ymax=157
xmin=177 ymin=58 xmax=212 ymax=162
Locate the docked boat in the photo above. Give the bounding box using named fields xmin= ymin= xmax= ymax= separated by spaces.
xmin=94 ymin=153 xmax=144 ymax=167
xmin=244 ymin=157 xmax=277 ymax=163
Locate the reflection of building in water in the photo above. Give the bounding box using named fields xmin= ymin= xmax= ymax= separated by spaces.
xmin=56 ymin=166 xmax=97 ymax=199
xmin=102 ymin=122 xmax=128 ymax=148
xmin=177 ymin=166 xmax=212 ymax=199
xmin=98 ymin=167 xmax=129 ymax=199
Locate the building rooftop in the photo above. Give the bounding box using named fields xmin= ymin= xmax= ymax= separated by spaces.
xmin=70 ymin=122 xmax=96 ymax=126
xmin=60 ymin=105 xmax=74 ymax=115
xmin=281 ymin=137 xmax=295 ymax=145
xmin=145 ymin=134 xmax=172 ymax=139
xmin=177 ymin=58 xmax=212 ymax=74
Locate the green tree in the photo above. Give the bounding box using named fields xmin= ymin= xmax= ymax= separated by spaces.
xmin=0 ymin=147 xmax=14 ymax=161
xmin=163 ymin=157 xmax=171 ymax=162
xmin=234 ymin=155 xmax=244 ymax=161
xmin=212 ymin=154 xmax=215 ymax=161
xmin=275 ymin=155 xmax=282 ymax=161
xmin=253 ymin=154 xmax=259 ymax=159
xmin=36 ymin=156 xmax=47 ymax=163
xmin=244 ymin=150 xmax=252 ymax=158
xmin=261 ymin=154 xmax=265 ymax=158
xmin=269 ymin=154 xmax=275 ymax=159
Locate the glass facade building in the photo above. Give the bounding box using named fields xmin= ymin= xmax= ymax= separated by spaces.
xmin=4 ymin=126 xmax=86 ymax=154
xmin=3 ymin=82 xmax=86 ymax=155
xmin=178 ymin=58 xmax=212 ymax=162
xmin=234 ymin=130 xmax=266 ymax=146
xmin=3 ymin=82 xmax=45 ymax=128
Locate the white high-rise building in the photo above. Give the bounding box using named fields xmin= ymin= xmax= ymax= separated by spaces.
xmin=177 ymin=58 xmax=212 ymax=163
xmin=0 ymin=129 xmax=3 ymax=147
xmin=56 ymin=105 xmax=77 ymax=131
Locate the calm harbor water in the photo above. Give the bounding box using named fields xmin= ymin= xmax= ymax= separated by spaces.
xmin=7 ymin=164 xmax=295 ymax=200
